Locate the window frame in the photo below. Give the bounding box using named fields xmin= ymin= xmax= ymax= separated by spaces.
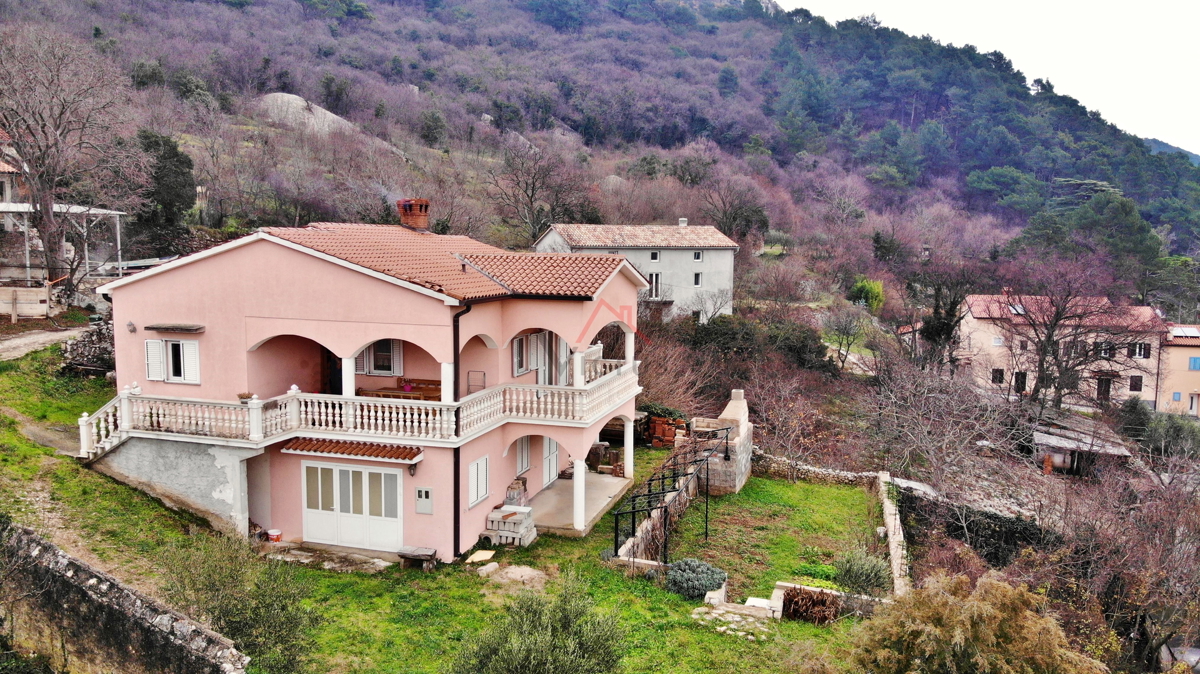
xmin=146 ymin=338 xmax=200 ymax=384
xmin=516 ymin=437 xmax=530 ymax=475
xmin=649 ymin=250 xmax=660 ymax=262
xmin=992 ymin=336 xmax=1004 ymax=347
xmin=693 ymin=272 xmax=702 ymax=287
xmin=1129 ymin=375 xmax=1143 ymax=393
xmin=647 ymin=272 xmax=662 ymax=300
xmin=991 ymin=368 xmax=1005 ymax=385
xmin=693 ymin=251 xmax=703 ymax=262
xmin=356 ymin=339 xmax=404 ymax=377
xmin=1190 ymin=356 xmax=1200 ymax=372
xmin=512 ymin=335 xmax=529 ymax=376
xmin=468 ymin=456 xmax=489 ymax=508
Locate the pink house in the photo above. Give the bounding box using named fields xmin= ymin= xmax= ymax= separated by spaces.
xmin=83 ymin=203 xmax=647 ymax=561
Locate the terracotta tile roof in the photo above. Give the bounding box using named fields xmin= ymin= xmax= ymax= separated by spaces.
xmin=0 ymin=160 xmax=17 ymax=174
xmin=462 ymin=253 xmax=631 ymax=298
xmin=1165 ymin=324 xmax=1200 ymax=347
xmin=262 ymin=223 xmax=635 ymax=301
xmin=281 ymin=437 xmax=422 ymax=462
xmin=965 ymin=294 xmax=1162 ymax=330
xmin=548 ymin=223 xmax=739 ymax=250
xmin=263 ymin=223 xmax=510 ymax=300
xmin=0 ymin=129 xmax=10 ymax=143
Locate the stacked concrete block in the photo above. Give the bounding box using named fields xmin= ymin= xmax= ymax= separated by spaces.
xmin=484 ymin=505 xmax=537 ymax=547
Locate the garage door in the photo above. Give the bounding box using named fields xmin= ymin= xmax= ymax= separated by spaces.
xmin=302 ymin=461 xmax=402 ymax=552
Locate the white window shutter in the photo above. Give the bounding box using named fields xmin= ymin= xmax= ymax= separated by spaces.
xmin=145 ymin=340 xmax=164 ymax=381
xmin=392 ymin=339 xmax=403 ymax=376
xmin=355 ymin=349 xmax=367 ymax=374
xmin=181 ymin=341 xmax=201 ymax=384
xmin=480 ymin=457 xmax=488 ymax=500
xmin=512 ymin=336 xmax=523 ymax=376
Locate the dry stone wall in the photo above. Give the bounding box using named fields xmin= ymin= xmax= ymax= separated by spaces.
xmin=0 ymin=525 xmax=248 ymax=674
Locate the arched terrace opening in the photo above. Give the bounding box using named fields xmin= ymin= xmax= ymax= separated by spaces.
xmin=576 ymin=320 xmax=636 ymax=387
xmin=458 ymin=333 xmax=500 ymax=399
xmin=348 ymin=338 xmax=449 ymax=402
xmin=503 ymin=327 xmax=574 ymax=388
xmin=246 ymin=334 xmax=336 ymax=398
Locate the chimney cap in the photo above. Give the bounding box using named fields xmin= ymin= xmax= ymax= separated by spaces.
xmin=678 ymin=217 xmax=688 ymax=227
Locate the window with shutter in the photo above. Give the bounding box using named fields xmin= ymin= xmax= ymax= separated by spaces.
xmin=468 ymin=456 xmax=489 ymax=506
xmin=181 ymin=341 xmax=201 ymax=384
xmin=145 ymin=340 xmax=165 ymax=381
xmin=355 ymin=350 xmax=366 ymax=374
xmin=512 ymin=335 xmax=528 ymax=375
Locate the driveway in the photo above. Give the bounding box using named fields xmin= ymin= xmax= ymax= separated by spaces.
xmin=0 ymin=327 xmax=87 ymax=361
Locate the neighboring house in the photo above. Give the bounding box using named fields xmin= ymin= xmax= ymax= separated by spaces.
xmin=956 ymin=294 xmax=1163 ymax=409
xmin=82 ymin=200 xmax=648 ymax=562
xmin=535 ymin=220 xmax=738 ymax=322
xmin=1155 ymin=324 xmax=1200 ymax=415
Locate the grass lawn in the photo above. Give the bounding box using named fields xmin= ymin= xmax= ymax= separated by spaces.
xmin=672 ymin=477 xmax=882 ymax=601
xmin=0 ymin=346 xmax=114 ymax=424
xmin=0 ymin=355 xmax=865 ymax=672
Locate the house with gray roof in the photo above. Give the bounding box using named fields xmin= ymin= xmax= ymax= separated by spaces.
xmin=535 ymin=220 xmax=739 ymax=322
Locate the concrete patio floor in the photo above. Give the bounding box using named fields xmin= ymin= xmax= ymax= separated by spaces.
xmin=529 ymin=471 xmax=633 ymax=538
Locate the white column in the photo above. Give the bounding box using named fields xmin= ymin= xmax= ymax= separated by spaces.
xmin=247 ymin=395 xmax=264 ymax=442
xmin=77 ymin=413 xmax=92 ymax=459
xmin=573 ymin=459 xmax=586 ymax=531
xmin=624 ymin=329 xmax=635 ymax=365
xmin=572 ymin=351 xmax=585 ymax=388
xmin=624 ymin=417 xmax=634 ymax=477
xmin=341 ymin=356 xmax=356 ymax=397
xmin=440 ymin=361 xmax=455 ymax=402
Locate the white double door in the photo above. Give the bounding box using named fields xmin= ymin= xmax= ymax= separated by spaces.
xmin=303 ymin=462 xmax=402 ymax=552
xmin=530 ymin=332 xmax=571 ymax=387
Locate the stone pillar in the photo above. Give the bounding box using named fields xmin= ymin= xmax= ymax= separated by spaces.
xmin=572 ymin=351 xmax=585 ymax=388
xmin=623 ymin=417 xmax=634 ymax=477
xmin=573 ymin=459 xmax=586 ymax=531
xmin=341 ymin=356 xmax=356 ymax=398
xmin=440 ymin=361 xmax=455 ymax=402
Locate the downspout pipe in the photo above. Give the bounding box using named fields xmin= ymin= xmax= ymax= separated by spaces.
xmin=451 ymin=303 xmax=471 ymax=560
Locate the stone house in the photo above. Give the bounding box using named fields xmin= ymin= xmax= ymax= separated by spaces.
xmin=534 ymin=220 xmax=738 ymax=322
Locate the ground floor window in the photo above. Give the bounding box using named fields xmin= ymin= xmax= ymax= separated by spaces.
xmin=1014 ymin=371 xmax=1027 ymax=394
xmin=1129 ymin=375 xmax=1143 ymax=393
xmin=991 ymin=368 xmax=1005 ymax=385
xmin=469 ymin=456 xmax=489 ymax=507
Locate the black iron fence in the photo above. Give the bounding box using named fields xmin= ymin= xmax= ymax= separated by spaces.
xmin=611 ymin=426 xmax=731 ymax=564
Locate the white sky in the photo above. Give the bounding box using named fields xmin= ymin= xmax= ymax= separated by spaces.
xmin=774 ymin=1 xmax=1200 ymax=155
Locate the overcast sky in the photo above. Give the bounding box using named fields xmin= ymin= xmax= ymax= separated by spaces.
xmin=774 ymin=1 xmax=1200 ymax=155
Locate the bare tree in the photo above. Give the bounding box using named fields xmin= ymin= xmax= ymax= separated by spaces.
xmin=997 ymin=254 xmax=1161 ymax=410
xmin=823 ymin=304 xmax=869 ymax=370
xmin=700 ymin=173 xmax=767 ymax=238
xmin=0 ymin=25 xmax=150 ymax=291
xmin=486 ymin=140 xmax=588 ymax=244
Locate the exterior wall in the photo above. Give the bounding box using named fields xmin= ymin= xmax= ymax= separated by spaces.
xmin=1157 ymin=342 xmax=1200 ymax=415
xmin=247 ymin=335 xmax=324 ymax=398
xmin=256 ymin=397 xmax=635 ymax=561
xmin=956 ymin=311 xmax=1161 ymax=408
xmin=539 ymin=242 xmax=734 ymax=321
xmin=92 ymin=437 xmax=261 ymax=535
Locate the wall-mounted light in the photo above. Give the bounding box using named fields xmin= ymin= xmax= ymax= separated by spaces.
xmin=408 ymin=463 xmax=418 ymax=477
xmin=126 ymin=321 xmax=137 ymax=333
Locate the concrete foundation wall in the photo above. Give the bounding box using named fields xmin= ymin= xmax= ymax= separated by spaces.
xmin=92 ymin=437 xmax=261 ymax=535
xmin=0 ymin=525 xmax=248 ymax=674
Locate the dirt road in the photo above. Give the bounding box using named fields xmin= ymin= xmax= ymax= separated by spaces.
xmin=0 ymin=327 xmax=87 ymax=361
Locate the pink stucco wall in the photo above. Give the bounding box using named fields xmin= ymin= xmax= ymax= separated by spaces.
xmin=247 ymin=335 xmax=323 ymax=398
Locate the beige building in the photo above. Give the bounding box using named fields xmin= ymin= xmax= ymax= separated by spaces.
xmin=1155 ymin=325 xmax=1200 ymax=415
xmin=956 ymin=294 xmax=1163 ymax=409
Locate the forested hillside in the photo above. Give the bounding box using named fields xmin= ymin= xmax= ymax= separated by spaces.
xmin=4 ymin=0 xmax=1200 ymax=312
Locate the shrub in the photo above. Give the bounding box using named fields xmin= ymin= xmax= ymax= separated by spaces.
xmin=781 ymin=586 xmax=841 ymax=625
xmin=636 ymin=401 xmax=686 ymax=420
xmin=796 ymin=561 xmax=837 ymax=581
xmin=448 ymin=573 xmax=624 ymax=674
xmin=161 ymin=535 xmax=321 ymax=674
xmin=851 ymin=573 xmax=1108 ymax=674
xmin=666 ymin=558 xmax=726 ymax=600
xmin=833 ymin=550 xmax=891 ymax=596
xmin=847 ymin=276 xmax=885 ymax=313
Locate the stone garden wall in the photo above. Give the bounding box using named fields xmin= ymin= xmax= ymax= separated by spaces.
xmin=0 ymin=524 xmax=248 ymax=674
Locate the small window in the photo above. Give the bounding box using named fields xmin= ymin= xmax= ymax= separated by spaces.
xmin=991 ymin=368 xmax=1005 ymax=385
xmin=649 ymin=251 xmax=660 ymax=262
xmin=512 ymin=335 xmax=529 ymax=375
xmin=358 ymin=339 xmax=404 ymax=376
xmin=1174 ymin=392 xmax=1183 ymax=402
xmin=516 ymin=437 xmax=530 ymax=475
xmin=1129 ymin=376 xmax=1143 ymax=393
xmin=416 ymin=487 xmax=433 ymax=515
xmin=468 ymin=456 xmax=489 ymax=507
xmin=1095 ymin=342 xmax=1115 ymax=359
xmin=1014 ymin=371 xmax=1027 ymax=394
xmin=647 ymin=273 xmax=662 ymax=300
xmin=1019 ymin=340 xmax=1028 ymax=351
xmin=1190 ymin=357 xmax=1200 ymax=371
xmin=693 ymin=272 xmax=702 ymax=287
xmin=146 ymin=339 xmax=200 ymax=384
xmin=372 ymin=339 xmax=393 ymax=373
xmin=992 ymin=336 xmax=1003 ymax=347
xmin=693 ymin=251 xmax=703 ymax=262
xmin=1128 ymin=342 xmax=1151 ymax=359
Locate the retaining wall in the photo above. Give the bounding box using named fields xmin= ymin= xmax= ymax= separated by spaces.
xmin=0 ymin=524 xmax=248 ymax=674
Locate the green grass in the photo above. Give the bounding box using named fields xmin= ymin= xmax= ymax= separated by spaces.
xmin=0 ymin=346 xmax=114 ymax=424
xmin=0 ymin=307 xmax=90 ymax=337
xmin=0 ymin=412 xmax=864 ymax=673
xmin=671 ymin=477 xmax=882 ymax=602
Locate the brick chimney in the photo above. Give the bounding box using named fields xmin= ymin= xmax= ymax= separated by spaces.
xmin=397 ymin=198 xmax=431 ymax=231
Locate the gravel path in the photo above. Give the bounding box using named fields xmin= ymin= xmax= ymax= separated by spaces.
xmin=0 ymin=327 xmax=87 ymax=361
